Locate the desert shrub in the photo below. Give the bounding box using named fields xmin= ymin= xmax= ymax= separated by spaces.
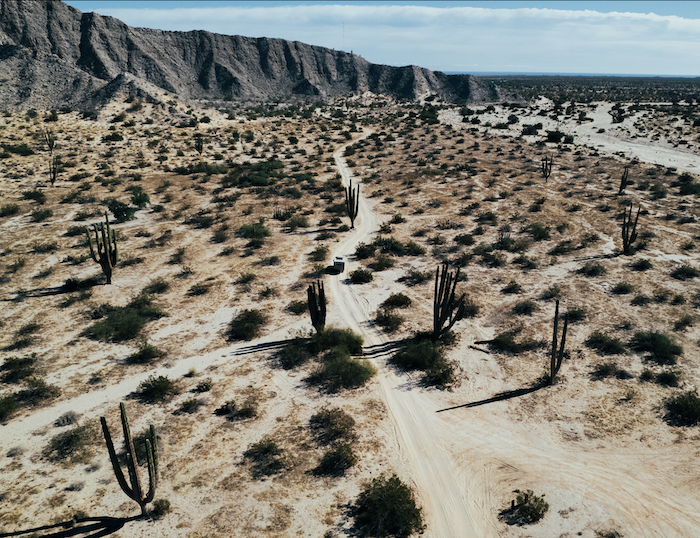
xmin=630 ymin=331 xmax=682 ymax=364
xmin=106 ymin=200 xmax=137 ymax=222
xmin=352 ymin=474 xmax=424 ymax=538
xmin=143 ymin=277 xmax=170 ymax=294
xmin=126 ymin=341 xmax=166 ymax=365
xmin=43 ymin=423 xmax=98 ymax=464
xmin=674 ymin=314 xmax=695 ymax=332
xmin=194 ymin=378 xmax=213 ymax=393
xmin=188 ymin=282 xmax=212 ymax=296
xmin=665 ymin=390 xmax=700 ymax=426
xmin=631 ymin=294 xmax=651 ymax=306
xmin=1 ymin=355 xmax=36 ymax=383
xmin=176 ymin=398 xmax=202 ymax=414
xmin=0 ymin=204 xmax=20 ymax=217
xmin=237 ymin=222 xmax=271 ymax=239
xmin=278 ymin=340 xmax=312 ymax=369
xmin=370 ymin=255 xmax=395 ymax=272
xmin=639 ymin=369 xmax=655 ymax=382
xmin=151 ymin=499 xmax=171 ymax=518
xmin=631 ymin=258 xmax=653 ymax=271
xmin=512 ymin=299 xmax=537 ymax=316
xmin=287 ymin=300 xmax=308 ymax=315
xmin=22 ymin=190 xmax=46 ymax=204
xmin=31 ymin=209 xmax=53 ymax=222
xmin=244 ymin=437 xmax=287 ymax=476
xmin=502 ymin=280 xmax=522 ymax=294
xmin=392 ymin=337 xmax=457 ymax=387
xmin=0 ymin=395 xmax=19 ymax=422
xmin=591 ymin=361 xmax=620 ymax=379
xmin=54 ymin=411 xmax=79 ymax=427
xmin=350 ymin=269 xmax=373 ymax=284
xmin=286 ymin=215 xmax=309 ymax=231
xmin=549 ymin=240 xmax=575 ymax=256
xmin=375 ymin=309 xmax=404 ymax=333
xmin=512 ymin=489 xmax=549 ymax=524
xmin=488 ymin=332 xmax=543 ymax=354
xmin=578 ymin=262 xmax=607 ymax=277
xmin=454 ymin=233 xmax=475 ymax=246
xmin=671 ymin=264 xmax=700 ymax=280
xmin=136 ymin=375 xmax=180 ymax=403
xmin=586 ymin=331 xmax=625 ymax=355
xmin=612 ymin=282 xmax=634 ymax=295
xmin=540 ymin=284 xmax=561 ymax=300
xmin=399 ymin=268 xmax=431 ymax=286
xmin=309 ymin=327 xmax=363 ymax=355
xmin=307 ymin=348 xmax=376 ymax=392
xmin=310 ymin=245 xmax=329 ymax=262
xmin=564 ymin=307 xmax=587 ymax=323
xmin=381 ymin=293 xmax=412 ymax=309
xmin=656 ymin=370 xmax=681 ymax=387
xmin=315 ymin=444 xmax=357 ymax=476
xmin=227 ymin=309 xmax=266 ymax=341
xmin=82 ymin=294 xmax=166 ymax=342
xmin=309 ymin=407 xmax=356 ymax=444
xmin=528 ymin=223 xmax=551 ymax=241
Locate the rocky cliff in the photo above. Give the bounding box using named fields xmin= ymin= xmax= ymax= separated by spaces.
xmin=0 ymin=0 xmax=517 ymax=109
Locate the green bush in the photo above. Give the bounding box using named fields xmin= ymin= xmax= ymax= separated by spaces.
xmin=502 ymin=280 xmax=522 ymax=294
xmin=244 ymin=437 xmax=287 ymax=476
xmin=671 ymin=264 xmax=700 ymax=280
xmin=31 ymin=209 xmax=53 ymax=222
xmin=309 ymin=327 xmax=363 ymax=355
xmin=0 ymin=395 xmax=19 ymax=422
xmin=585 ymin=331 xmax=625 ymax=355
xmin=143 ymin=277 xmax=170 ymax=294
xmin=310 ymin=245 xmax=329 ymax=262
xmin=352 ymin=474 xmax=424 ymax=538
xmin=287 ymin=300 xmax=308 ymax=315
xmin=286 ymin=215 xmax=309 ymax=231
xmin=540 ymin=284 xmax=561 ymax=300
xmin=488 ymin=332 xmax=543 ymax=354
xmin=350 ymin=269 xmax=373 ymax=284
xmin=227 ymin=309 xmax=266 ymax=341
xmin=404 ymin=241 xmax=426 ymax=256
xmin=665 ymin=390 xmax=700 ymax=426
xmin=22 ymin=190 xmax=46 ymax=204
xmin=591 ymin=361 xmax=620 ymax=379
xmin=126 ymin=341 xmax=166 ymax=365
xmin=1 ymin=355 xmax=36 ymax=383
xmin=655 ymin=370 xmax=681 ymax=387
xmin=375 ymin=309 xmax=404 ymax=333
xmin=43 ymin=423 xmax=98 ymax=464
xmin=674 ymin=314 xmax=695 ymax=332
xmin=630 ymin=331 xmax=682 ymax=364
xmin=512 ymin=489 xmax=549 ymax=523
xmin=564 ymin=307 xmax=586 ymax=323
xmin=370 ymin=255 xmax=395 ymax=271
xmin=137 ymin=375 xmax=180 ymax=403
xmin=238 ymin=222 xmax=271 ymax=239
xmin=151 ymin=499 xmax=171 ymax=518
xmin=0 ymin=204 xmax=20 ymax=217
xmin=392 ymin=337 xmax=457 ymax=387
xmin=309 ymin=407 xmax=356 ymax=444
xmin=82 ymin=294 xmax=166 ymax=342
xmin=315 ymin=444 xmax=357 ymax=476
xmin=512 ymin=299 xmax=537 ymax=316
xmin=578 ymin=262 xmax=607 ymax=277
xmin=278 ymin=339 xmax=312 ymax=369
xmin=381 ymin=293 xmax=412 ymax=309
xmin=612 ymin=282 xmax=634 ymax=295
xmin=355 ymin=242 xmax=376 ymax=259
xmin=306 ymin=348 xmax=376 ymax=392
xmin=631 ymin=258 xmax=653 ymax=271
xmin=106 ymin=200 xmax=137 ymax=222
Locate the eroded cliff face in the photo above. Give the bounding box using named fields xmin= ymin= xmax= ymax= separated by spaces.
xmin=0 ymin=0 xmax=516 ymax=109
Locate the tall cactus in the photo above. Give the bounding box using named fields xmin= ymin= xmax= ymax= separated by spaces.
xmin=45 ymin=129 xmax=58 ymax=186
xmin=307 ymin=280 xmax=326 ymax=333
xmin=345 ymin=179 xmax=360 ymax=229
xmin=549 ymin=300 xmax=568 ymax=385
xmin=541 ymin=156 xmax=553 ymax=182
xmin=621 ymin=203 xmax=640 ymax=255
xmin=433 ymin=263 xmax=466 ymax=340
xmin=100 ymin=402 xmax=158 ymax=516
xmin=86 ymin=212 xmax=118 ymax=284
xmin=194 ymin=134 xmax=204 ymax=161
xmin=617 ymin=166 xmax=630 ymax=195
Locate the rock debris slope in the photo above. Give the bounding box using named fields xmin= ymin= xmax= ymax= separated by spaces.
xmin=0 ymin=0 xmax=517 ymax=109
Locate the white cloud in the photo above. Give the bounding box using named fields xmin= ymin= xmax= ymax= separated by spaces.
xmin=93 ymin=5 xmax=700 ymax=75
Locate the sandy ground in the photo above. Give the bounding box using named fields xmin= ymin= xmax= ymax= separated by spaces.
xmin=1 ymin=94 xmax=700 ymax=537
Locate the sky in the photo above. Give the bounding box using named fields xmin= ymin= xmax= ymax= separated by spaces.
xmin=63 ymin=1 xmax=700 ymax=76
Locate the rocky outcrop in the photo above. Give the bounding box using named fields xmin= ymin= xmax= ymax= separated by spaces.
xmin=0 ymin=0 xmax=518 ymax=109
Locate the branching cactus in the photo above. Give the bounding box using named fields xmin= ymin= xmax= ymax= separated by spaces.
xmin=194 ymin=135 xmax=204 ymax=160
xmin=541 ymin=156 xmax=553 ymax=182
xmin=45 ymin=129 xmax=58 ymax=186
xmin=621 ymin=203 xmax=640 ymax=255
xmin=100 ymin=402 xmax=158 ymax=517
xmin=307 ymin=280 xmax=326 ymax=333
xmin=549 ymin=300 xmax=568 ymax=385
xmin=345 ymin=179 xmax=360 ymax=229
xmin=617 ymin=166 xmax=630 ymax=195
xmin=433 ymin=263 xmax=466 ymax=340
xmin=86 ymin=212 xmax=118 ymax=284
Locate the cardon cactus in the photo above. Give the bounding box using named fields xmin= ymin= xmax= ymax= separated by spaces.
xmin=345 ymin=180 xmax=360 ymax=229
xmin=100 ymin=402 xmax=158 ymax=516
xmin=307 ymin=280 xmax=326 ymax=333
xmin=85 ymin=212 xmax=118 ymax=284
xmin=433 ymin=263 xmax=466 ymax=340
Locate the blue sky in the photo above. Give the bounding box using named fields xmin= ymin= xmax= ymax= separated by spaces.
xmin=64 ymin=1 xmax=700 ymax=76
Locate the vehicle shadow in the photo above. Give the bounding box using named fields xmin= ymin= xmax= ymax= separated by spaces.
xmin=0 ymin=515 xmax=140 ymax=538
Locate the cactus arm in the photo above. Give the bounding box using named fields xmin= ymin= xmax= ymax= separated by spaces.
xmin=86 ymin=227 xmax=99 ymax=262
xmin=433 ymin=264 xmax=465 ymax=339
xmin=100 ymin=416 xmax=135 ymax=499
xmin=120 ymin=403 xmax=144 ymax=505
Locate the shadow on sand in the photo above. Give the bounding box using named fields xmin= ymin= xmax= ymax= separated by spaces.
xmin=436 ymin=382 xmax=548 ymax=413
xmin=0 ymin=515 xmax=140 ymax=538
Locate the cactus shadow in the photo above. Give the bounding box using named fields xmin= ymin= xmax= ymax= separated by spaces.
xmin=0 ymin=515 xmax=141 ymax=538
xmin=436 ymin=382 xmax=548 ymax=413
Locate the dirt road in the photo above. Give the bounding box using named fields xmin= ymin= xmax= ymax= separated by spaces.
xmin=329 ymin=132 xmax=487 ymax=538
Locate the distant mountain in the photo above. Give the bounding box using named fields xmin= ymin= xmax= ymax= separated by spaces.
xmin=0 ymin=0 xmax=519 ymax=110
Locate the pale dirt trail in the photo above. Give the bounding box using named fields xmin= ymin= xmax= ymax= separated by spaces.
xmin=329 ymin=131 xmax=487 ymax=538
